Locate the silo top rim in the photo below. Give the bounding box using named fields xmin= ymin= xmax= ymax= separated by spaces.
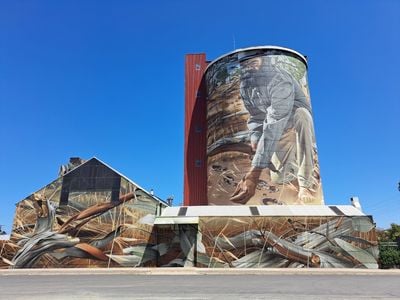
xmin=205 ymin=45 xmax=307 ymax=71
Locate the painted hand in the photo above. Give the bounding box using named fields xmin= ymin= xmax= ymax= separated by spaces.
xmin=230 ymin=167 xmax=262 ymax=204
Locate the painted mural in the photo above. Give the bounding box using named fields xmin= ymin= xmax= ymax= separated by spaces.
xmin=0 ymin=159 xmax=165 ymax=269
xmin=197 ymin=216 xmax=378 ymax=268
xmin=205 ymin=48 xmax=323 ymax=206
xmin=140 ymin=216 xmax=378 ymax=268
xmin=1 ymin=193 xmax=379 ymax=269
xmin=152 ymin=224 xmax=198 ymax=267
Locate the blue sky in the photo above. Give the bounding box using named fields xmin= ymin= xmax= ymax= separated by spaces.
xmin=0 ymin=0 xmax=399 ymax=232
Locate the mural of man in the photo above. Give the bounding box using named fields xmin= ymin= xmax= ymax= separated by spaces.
xmin=230 ymin=55 xmax=316 ymax=204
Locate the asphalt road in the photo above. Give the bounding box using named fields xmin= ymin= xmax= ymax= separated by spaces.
xmin=1 ymin=271 xmax=399 ymax=299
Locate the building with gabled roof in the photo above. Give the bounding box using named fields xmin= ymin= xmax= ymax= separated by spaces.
xmin=0 ymin=46 xmax=380 ymax=269
xmin=0 ymin=157 xmax=168 ymax=268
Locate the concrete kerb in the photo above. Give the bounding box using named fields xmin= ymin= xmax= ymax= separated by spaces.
xmin=1 ymin=268 xmax=400 ymax=276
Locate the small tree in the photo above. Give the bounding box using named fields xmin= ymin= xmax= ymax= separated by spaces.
xmin=385 ymin=224 xmax=400 ymax=243
xmin=380 ymin=247 xmax=400 ymax=269
xmin=379 ymin=223 xmax=400 ymax=269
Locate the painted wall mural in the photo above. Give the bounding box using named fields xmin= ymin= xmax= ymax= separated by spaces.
xmin=205 ymin=48 xmax=323 ymax=205
xmin=0 ymin=159 xmax=165 ymax=269
xmin=1 ymin=194 xmax=379 ymax=269
xmin=152 ymin=224 xmax=198 ymax=267
xmin=136 ymin=216 xmax=378 ymax=269
xmin=197 ymin=216 xmax=378 ymax=268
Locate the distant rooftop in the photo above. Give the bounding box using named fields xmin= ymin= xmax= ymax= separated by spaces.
xmin=0 ymin=234 xmax=10 ymax=241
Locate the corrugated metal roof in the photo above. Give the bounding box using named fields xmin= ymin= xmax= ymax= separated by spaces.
xmin=335 ymin=205 xmax=365 ymax=216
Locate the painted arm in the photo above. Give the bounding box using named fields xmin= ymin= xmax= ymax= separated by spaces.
xmin=252 ymin=77 xmax=295 ymax=168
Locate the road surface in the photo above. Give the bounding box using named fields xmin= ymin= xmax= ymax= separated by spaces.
xmin=1 ymin=268 xmax=399 ymax=299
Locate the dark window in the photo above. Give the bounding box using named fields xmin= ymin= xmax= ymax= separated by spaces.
xmin=195 ymin=160 xmax=202 ymax=167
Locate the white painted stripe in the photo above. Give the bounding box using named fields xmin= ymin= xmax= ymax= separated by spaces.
xmin=160 ymin=205 xmax=366 ymax=217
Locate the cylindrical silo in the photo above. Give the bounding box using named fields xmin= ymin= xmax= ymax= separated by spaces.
xmin=205 ymin=46 xmax=323 ymax=205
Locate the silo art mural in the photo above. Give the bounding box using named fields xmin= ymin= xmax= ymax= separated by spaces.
xmin=205 ymin=47 xmax=323 ymax=205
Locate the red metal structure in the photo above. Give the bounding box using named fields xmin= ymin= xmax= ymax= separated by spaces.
xmin=183 ymin=54 xmax=208 ymax=206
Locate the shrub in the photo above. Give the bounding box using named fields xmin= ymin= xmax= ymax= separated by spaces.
xmin=379 ymin=247 xmax=400 ymax=269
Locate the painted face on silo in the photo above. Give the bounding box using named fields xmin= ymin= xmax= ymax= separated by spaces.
xmin=240 ymin=57 xmax=262 ymax=71
xmin=205 ymin=48 xmax=324 ymax=205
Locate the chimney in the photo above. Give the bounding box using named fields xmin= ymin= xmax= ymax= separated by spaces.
xmin=58 ymin=157 xmax=86 ymax=177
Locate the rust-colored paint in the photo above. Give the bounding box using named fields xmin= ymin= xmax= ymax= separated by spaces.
xmin=183 ymin=54 xmax=208 ymax=206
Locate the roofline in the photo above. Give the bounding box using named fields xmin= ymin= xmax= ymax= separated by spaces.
xmin=86 ymin=157 xmax=169 ymax=206
xmin=16 ymin=157 xmax=169 ymax=206
xmin=205 ymin=45 xmax=308 ymax=72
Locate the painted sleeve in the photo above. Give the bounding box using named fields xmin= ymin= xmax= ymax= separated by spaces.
xmin=252 ymin=76 xmax=295 ymax=168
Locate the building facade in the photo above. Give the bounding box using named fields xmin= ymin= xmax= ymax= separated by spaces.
xmin=0 ymin=157 xmax=168 ymax=268
xmin=0 ymin=46 xmax=379 ymax=269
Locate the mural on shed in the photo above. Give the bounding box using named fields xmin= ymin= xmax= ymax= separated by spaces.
xmin=0 ymin=158 xmax=166 ymax=269
xmin=0 ymin=158 xmax=379 ymax=269
xmin=152 ymin=216 xmax=378 ymax=268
